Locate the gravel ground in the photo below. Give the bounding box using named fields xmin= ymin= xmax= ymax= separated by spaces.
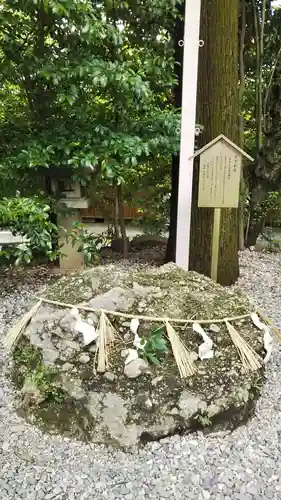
xmin=1 ymin=251 xmax=281 ymax=500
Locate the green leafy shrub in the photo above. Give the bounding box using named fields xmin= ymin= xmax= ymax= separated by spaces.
xmin=13 ymin=343 xmax=65 ymax=403
xmin=194 ymin=411 xmax=212 ymax=428
xmin=141 ymin=326 xmax=169 ymax=365
xmin=0 ymin=197 xmax=60 ymax=265
xmin=260 ymin=228 xmax=280 ymax=252
xmin=247 ymin=191 xmax=281 ymax=227
xmin=30 ymin=366 xmax=66 ymax=404
xmin=129 ymin=163 xmax=171 ymax=236
xmin=0 ymin=198 xmax=108 ymax=267
xmin=263 ymin=191 xmax=281 ymax=227
xmin=67 ymin=221 xmax=108 ymax=266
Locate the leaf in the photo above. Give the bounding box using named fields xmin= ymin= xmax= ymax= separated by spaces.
xmin=146 ymin=353 xmax=161 ymax=365
xmin=152 ymin=326 xmax=165 ymax=336
xmin=154 ymin=338 xmax=168 ymax=351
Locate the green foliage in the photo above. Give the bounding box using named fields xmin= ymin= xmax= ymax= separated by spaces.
xmin=194 ymin=411 xmax=212 ymax=428
xmin=30 ymin=366 xmax=66 ymax=404
xmin=0 ymin=0 xmax=180 ymax=190
xmin=141 ymin=325 xmax=169 ymax=365
xmin=243 ymin=2 xmax=281 ymax=244
xmin=133 ymin=206 xmax=169 ymax=236
xmin=260 ymin=228 xmax=280 ymax=252
xmin=0 ymin=196 xmax=109 ymax=266
xmin=130 ymin=160 xmax=171 ymax=235
xmin=13 ymin=344 xmax=41 ymax=371
xmin=14 ymin=343 xmax=66 ymax=404
xmin=247 ymin=190 xmax=281 ymax=226
xmin=67 ymin=221 xmax=108 ymax=266
xmin=0 ymin=197 xmax=60 ymax=264
xmin=260 ymin=191 xmax=281 ymax=223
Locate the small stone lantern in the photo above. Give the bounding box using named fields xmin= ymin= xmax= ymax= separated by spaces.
xmin=51 ymin=178 xmax=89 ymax=209
xmin=48 ymin=167 xmax=92 ymax=270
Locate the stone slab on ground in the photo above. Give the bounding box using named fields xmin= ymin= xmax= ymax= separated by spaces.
xmin=11 ymin=262 xmax=266 ymax=448
xmin=0 ymin=251 xmax=281 ymax=499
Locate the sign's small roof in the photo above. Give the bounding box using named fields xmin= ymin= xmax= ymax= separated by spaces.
xmin=189 ymin=134 xmax=254 ymax=162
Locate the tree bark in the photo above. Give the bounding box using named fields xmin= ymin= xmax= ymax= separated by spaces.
xmin=117 ymin=184 xmax=128 ymax=258
xmin=189 ymin=0 xmax=240 ymax=286
xmin=246 ymin=176 xmax=269 ymax=246
xmin=238 ymin=0 xmax=246 ymax=251
xmin=246 ymin=18 xmax=281 ymax=247
xmin=114 ymin=193 xmax=121 ymax=239
xmin=165 ymin=2 xmax=184 ymax=263
xmin=246 ymin=220 xmax=264 ymax=247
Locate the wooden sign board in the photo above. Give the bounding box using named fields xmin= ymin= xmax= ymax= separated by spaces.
xmin=190 ymin=135 xmax=254 ymax=282
xmin=198 ymin=141 xmax=241 ymax=209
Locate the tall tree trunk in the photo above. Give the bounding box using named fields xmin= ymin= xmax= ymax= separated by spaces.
xmin=117 ymin=184 xmax=128 ymax=258
xmin=251 ymin=0 xmax=266 ymax=154
xmin=246 ymin=175 xmax=269 ymax=246
xmin=189 ymin=0 xmax=240 ymax=286
xmin=114 ymin=193 xmax=121 ymax=239
xmin=246 ymin=1 xmax=279 ymax=248
xmin=165 ymin=2 xmax=184 ymax=263
xmin=238 ymin=0 xmax=246 ymax=250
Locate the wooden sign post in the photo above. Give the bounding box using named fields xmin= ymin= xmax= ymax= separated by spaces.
xmin=190 ymin=134 xmax=254 ymax=281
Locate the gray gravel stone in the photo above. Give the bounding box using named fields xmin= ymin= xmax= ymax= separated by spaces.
xmin=156 ymin=487 xmax=171 ymax=498
xmin=61 ymin=362 xmax=74 ymax=372
xmin=43 ymin=347 xmax=60 ymax=365
xmin=78 ymin=353 xmax=90 ymax=364
xmin=234 ymin=495 xmax=253 ymax=500
xmin=118 ymin=486 xmax=130 ymax=495
xmin=63 ymin=340 xmax=81 ymax=351
xmin=88 ymin=287 xmax=135 ymax=312
xmin=104 ymin=371 xmax=116 ymax=382
xmin=123 ymin=358 xmax=150 ymax=378
xmin=209 ymin=324 xmax=220 ymax=333
xmin=202 ymin=491 xmax=211 ymax=500
xmin=1 ymin=253 xmax=281 ymax=499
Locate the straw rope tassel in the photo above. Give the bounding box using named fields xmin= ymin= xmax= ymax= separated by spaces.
xmin=104 ymin=314 xmax=122 ymax=344
xmin=225 ymin=320 xmax=262 ymax=373
xmin=3 ymin=299 xmax=42 ymax=351
xmin=165 ymin=321 xmax=196 ymax=378
xmin=97 ymin=311 xmax=107 ymax=373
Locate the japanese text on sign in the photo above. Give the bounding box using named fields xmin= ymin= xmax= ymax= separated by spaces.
xmin=198 ymin=142 xmax=241 ymax=208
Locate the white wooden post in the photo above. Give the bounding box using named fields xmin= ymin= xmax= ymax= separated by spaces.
xmin=175 ymin=0 xmax=202 ymax=269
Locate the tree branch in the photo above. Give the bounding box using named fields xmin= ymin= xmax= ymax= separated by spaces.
xmin=263 ymin=46 xmax=281 ymax=132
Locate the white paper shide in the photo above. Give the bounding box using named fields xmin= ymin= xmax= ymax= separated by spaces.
xmin=130 ymin=318 xmax=147 ymax=350
xmin=193 ymin=322 xmax=214 ymax=360
xmin=251 ymin=313 xmax=273 ymax=363
xmin=73 ymin=310 xmax=99 ymax=346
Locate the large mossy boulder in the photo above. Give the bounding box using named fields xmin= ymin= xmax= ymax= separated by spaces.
xmin=13 ymin=263 xmax=265 ymax=448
